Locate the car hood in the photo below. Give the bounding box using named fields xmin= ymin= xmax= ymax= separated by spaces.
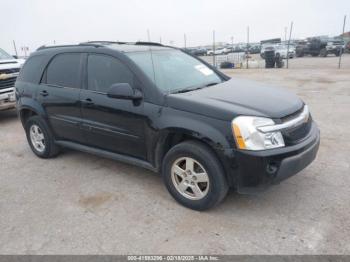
xmin=0 ymin=59 xmax=25 ymax=69
xmin=166 ymin=78 xmax=303 ymax=121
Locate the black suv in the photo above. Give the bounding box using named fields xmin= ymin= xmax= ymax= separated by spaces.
xmin=15 ymin=41 xmax=320 ymax=210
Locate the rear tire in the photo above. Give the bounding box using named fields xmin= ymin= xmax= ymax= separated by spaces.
xmin=162 ymin=140 xmax=229 ymax=211
xmin=25 ymin=116 xmax=60 ymax=158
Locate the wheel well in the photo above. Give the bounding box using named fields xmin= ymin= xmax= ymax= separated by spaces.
xmin=155 ymin=131 xmax=234 ymax=186
xmin=20 ymin=109 xmax=37 ymax=125
xmin=157 ymin=132 xmax=220 ymax=170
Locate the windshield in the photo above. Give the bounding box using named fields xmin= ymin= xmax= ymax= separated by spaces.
xmin=127 ymin=49 xmax=222 ymax=93
xmin=0 ymin=48 xmax=13 ymax=60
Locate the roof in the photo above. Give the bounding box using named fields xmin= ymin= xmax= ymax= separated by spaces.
xmin=36 ymin=41 xmax=174 ymax=53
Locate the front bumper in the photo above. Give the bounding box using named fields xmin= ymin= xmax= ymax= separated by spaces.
xmin=230 ymin=121 xmax=320 ymax=194
xmin=0 ymin=88 xmax=16 ymax=110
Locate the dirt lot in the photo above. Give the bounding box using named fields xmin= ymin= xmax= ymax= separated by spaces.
xmin=0 ymin=55 xmax=349 ymax=254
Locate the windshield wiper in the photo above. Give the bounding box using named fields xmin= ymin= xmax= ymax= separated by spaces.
xmin=204 ymin=82 xmax=221 ymax=87
xmin=173 ymin=86 xmax=205 ymax=94
xmin=172 ymin=82 xmax=221 ymax=94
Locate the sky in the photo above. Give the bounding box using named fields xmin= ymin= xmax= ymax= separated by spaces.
xmin=1 ymin=0 xmax=349 ymax=56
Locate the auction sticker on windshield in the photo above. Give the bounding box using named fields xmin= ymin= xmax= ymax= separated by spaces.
xmin=195 ymin=64 xmax=214 ymax=76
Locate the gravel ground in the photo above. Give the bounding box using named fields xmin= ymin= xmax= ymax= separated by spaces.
xmin=0 ymin=55 xmax=349 ymax=255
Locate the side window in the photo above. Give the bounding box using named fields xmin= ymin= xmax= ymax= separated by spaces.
xmin=46 ymin=53 xmax=81 ymax=88
xmin=17 ymin=55 xmax=47 ymax=83
xmin=87 ymin=54 xmax=134 ymax=93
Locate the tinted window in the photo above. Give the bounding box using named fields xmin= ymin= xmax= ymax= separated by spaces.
xmin=17 ymin=55 xmax=47 ymax=83
xmin=127 ymin=50 xmax=222 ymax=93
xmin=126 ymin=52 xmax=155 ymax=82
xmin=46 ymin=53 xmax=81 ymax=88
xmin=87 ymin=54 xmax=134 ymax=93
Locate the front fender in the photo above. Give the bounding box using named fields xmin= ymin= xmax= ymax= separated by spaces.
xmin=148 ymin=106 xmax=236 ymax=179
xmin=159 ymin=106 xmax=233 ymax=149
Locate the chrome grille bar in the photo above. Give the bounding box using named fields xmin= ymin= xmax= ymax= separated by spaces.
xmin=257 ymin=105 xmax=310 ymax=133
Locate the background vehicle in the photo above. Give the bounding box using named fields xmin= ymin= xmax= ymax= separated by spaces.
xmin=248 ymin=45 xmax=261 ymax=54
xmin=0 ymin=48 xmax=24 ymax=111
xmin=261 ymin=44 xmax=294 ymax=59
xmin=275 ymin=44 xmax=295 ymax=58
xmin=325 ymin=39 xmax=345 ymax=56
xmin=183 ymin=47 xmax=207 ymax=56
xmin=347 ymin=42 xmax=350 ymax=53
xmin=296 ymin=37 xmax=344 ymax=57
xmin=207 ymin=47 xmax=227 ymax=55
xmin=260 ymin=38 xmax=281 ymax=58
xmin=16 ymin=42 xmax=319 ymax=211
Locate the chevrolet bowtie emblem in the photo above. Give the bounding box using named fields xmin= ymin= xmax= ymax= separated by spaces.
xmin=0 ymin=73 xmax=10 ymax=80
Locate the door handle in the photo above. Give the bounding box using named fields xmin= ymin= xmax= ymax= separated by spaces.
xmin=82 ymin=98 xmax=94 ymax=106
xmin=39 ymin=90 xmax=49 ymax=97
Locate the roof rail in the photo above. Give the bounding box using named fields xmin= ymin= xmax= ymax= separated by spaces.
xmin=80 ymin=41 xmax=125 ymax=45
xmin=36 ymin=41 xmax=169 ymax=52
xmin=37 ymin=43 xmax=102 ymax=51
xmin=82 ymin=41 xmax=164 ymax=47
xmin=134 ymin=41 xmax=163 ymax=46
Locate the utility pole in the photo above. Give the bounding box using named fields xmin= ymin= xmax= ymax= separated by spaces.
xmin=284 ymin=27 xmax=287 ymax=42
xmin=184 ymin=34 xmax=187 ymax=49
xmin=286 ymin=21 xmax=294 ymax=69
xmin=12 ymin=40 xmax=18 ymax=57
xmin=246 ymin=26 xmax=249 ymax=69
xmin=212 ymin=30 xmax=216 ymax=67
xmin=147 ymin=29 xmax=151 ymax=42
xmin=231 ymin=36 xmax=234 ymax=52
xmin=338 ymin=15 xmax=347 ymax=69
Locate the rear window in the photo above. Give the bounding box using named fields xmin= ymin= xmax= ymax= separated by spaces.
xmin=46 ymin=53 xmax=82 ymax=88
xmin=17 ymin=55 xmax=47 ymax=83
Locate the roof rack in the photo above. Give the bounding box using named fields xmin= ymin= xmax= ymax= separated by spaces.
xmin=36 ymin=41 xmax=170 ymax=52
xmin=37 ymin=43 xmax=103 ymax=51
xmin=134 ymin=41 xmax=163 ymax=46
xmin=82 ymin=41 xmax=164 ymax=47
xmin=80 ymin=41 xmax=126 ymax=45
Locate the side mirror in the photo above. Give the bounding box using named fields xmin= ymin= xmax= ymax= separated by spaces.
xmin=107 ymin=83 xmax=143 ymax=100
xmin=13 ymin=55 xmax=18 ymax=59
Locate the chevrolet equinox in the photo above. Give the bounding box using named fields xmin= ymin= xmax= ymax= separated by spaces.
xmin=15 ymin=41 xmax=320 ymax=210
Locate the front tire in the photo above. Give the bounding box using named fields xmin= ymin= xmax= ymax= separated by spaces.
xmin=25 ymin=116 xmax=60 ymax=158
xmin=162 ymin=141 xmax=229 ymax=211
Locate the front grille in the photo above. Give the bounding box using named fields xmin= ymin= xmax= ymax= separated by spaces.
xmin=282 ymin=112 xmax=312 ymax=145
xmin=0 ymin=68 xmax=20 ymax=74
xmin=281 ymin=107 xmax=304 ymax=123
xmin=0 ymin=77 xmax=17 ymax=91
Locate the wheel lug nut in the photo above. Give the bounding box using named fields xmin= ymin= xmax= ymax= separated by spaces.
xmin=193 ymin=176 xmax=197 ymax=180
xmin=191 ymin=181 xmax=195 ymax=185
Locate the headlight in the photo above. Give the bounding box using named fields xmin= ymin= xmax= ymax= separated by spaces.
xmin=232 ymin=116 xmax=285 ymax=150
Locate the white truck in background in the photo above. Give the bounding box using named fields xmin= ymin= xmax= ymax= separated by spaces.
xmin=0 ymin=48 xmax=25 ymax=111
xmin=261 ymin=43 xmax=295 ymax=59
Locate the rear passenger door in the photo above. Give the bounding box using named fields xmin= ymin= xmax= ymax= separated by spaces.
xmin=80 ymin=53 xmax=146 ymax=159
xmin=38 ymin=53 xmax=85 ymax=143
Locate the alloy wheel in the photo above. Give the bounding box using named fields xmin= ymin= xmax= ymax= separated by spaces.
xmin=171 ymin=157 xmax=210 ymax=200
